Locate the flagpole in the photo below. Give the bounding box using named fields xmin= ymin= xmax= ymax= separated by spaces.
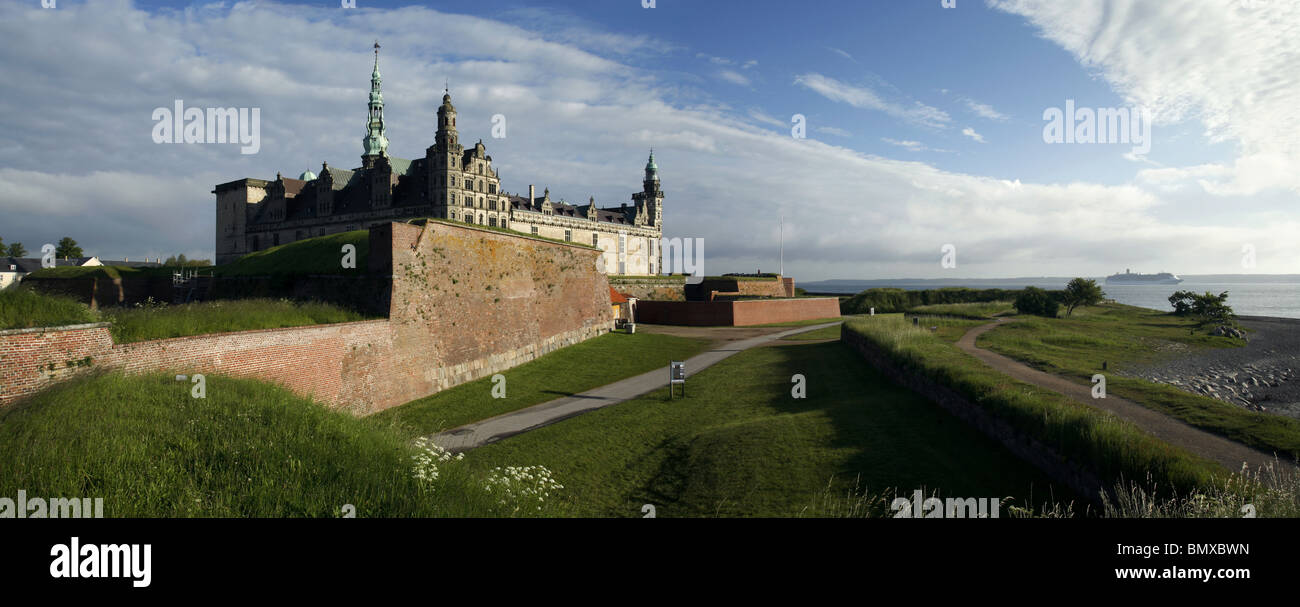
xmin=779 ymin=214 xmax=784 ymax=277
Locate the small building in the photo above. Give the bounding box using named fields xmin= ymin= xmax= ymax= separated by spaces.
xmin=0 ymin=256 xmax=101 ymax=290
xmin=609 ymin=286 xmax=638 ymax=325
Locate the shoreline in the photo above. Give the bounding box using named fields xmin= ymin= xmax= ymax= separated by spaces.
xmin=1124 ymin=316 xmax=1300 ymax=419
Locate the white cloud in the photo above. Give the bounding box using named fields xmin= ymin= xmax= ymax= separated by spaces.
xmin=718 ymin=70 xmax=751 ymax=87
xmin=964 ymin=98 xmax=1008 ymax=121
xmin=989 ymin=0 xmax=1300 ymax=195
xmin=961 ymin=127 xmax=986 ymax=143
xmin=826 ymin=47 xmax=855 ymax=62
xmin=882 ymin=138 xmax=927 ymax=152
xmin=0 ymin=1 xmax=1295 ymax=278
xmin=816 ymin=126 xmax=852 ymax=137
xmin=793 ymin=73 xmax=951 ymax=129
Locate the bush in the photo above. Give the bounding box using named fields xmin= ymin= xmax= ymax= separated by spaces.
xmin=1014 ymin=287 xmax=1059 ymax=317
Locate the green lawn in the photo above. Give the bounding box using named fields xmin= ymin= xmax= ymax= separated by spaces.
xmin=369 ymin=331 xmax=711 ymax=437
xmin=0 ymin=371 xmax=514 ymax=517
xmin=0 ymin=287 xmax=99 ymax=330
xmin=460 ymin=339 xmax=1074 ymax=517
xmin=976 ymin=303 xmax=1300 ymax=460
xmin=782 ymin=324 xmax=842 ymax=340
xmin=102 ymin=298 xmax=380 ymax=344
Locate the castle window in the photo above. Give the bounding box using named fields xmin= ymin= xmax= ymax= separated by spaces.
xmin=531 ymin=226 xmax=538 ymax=236
xmin=478 ymin=180 xmax=483 ymax=192
xmin=465 ymin=178 xmax=472 ymax=188
xmin=489 ymin=217 xmax=497 ymax=227
xmin=592 ymin=233 xmax=599 ymax=246
xmin=488 ymin=184 xmax=496 ymax=194
xmin=450 ymin=212 xmax=456 ymax=220
xmin=564 ymin=229 xmax=572 ymax=242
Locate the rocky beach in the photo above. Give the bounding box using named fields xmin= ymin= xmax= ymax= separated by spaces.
xmin=1125 ymin=316 xmax=1300 ymax=419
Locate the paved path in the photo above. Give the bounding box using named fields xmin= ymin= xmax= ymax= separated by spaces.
xmin=429 ymin=322 xmax=842 ymax=453
xmin=957 ymin=319 xmax=1295 ymax=477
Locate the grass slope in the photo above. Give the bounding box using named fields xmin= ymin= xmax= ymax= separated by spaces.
xmin=845 ymin=315 xmax=1226 ymax=495
xmin=0 ymin=287 xmax=99 ymax=330
xmin=214 ymin=231 xmax=370 ymax=277
xmin=369 ymin=331 xmax=711 ymax=436
xmin=103 ymin=298 xmax=380 ymax=344
xmin=462 ymin=339 xmax=1071 ymax=517
xmin=977 ymin=303 xmax=1300 ymax=460
xmin=0 ymin=372 xmax=505 ymax=517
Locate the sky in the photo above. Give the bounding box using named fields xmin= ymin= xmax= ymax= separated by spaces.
xmin=0 ymin=0 xmax=1296 ymax=280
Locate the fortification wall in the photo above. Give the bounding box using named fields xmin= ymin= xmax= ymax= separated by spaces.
xmin=635 ymin=297 xmax=839 ymax=326
xmin=0 ymin=221 xmax=614 ymax=413
xmin=607 ymin=277 xmax=686 ymax=301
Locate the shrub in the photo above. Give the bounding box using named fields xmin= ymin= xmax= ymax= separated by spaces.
xmin=1014 ymin=286 xmax=1059 ymax=317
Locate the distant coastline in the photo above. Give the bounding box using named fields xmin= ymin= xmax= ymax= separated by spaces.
xmin=800 ymin=275 xmax=1300 ymax=320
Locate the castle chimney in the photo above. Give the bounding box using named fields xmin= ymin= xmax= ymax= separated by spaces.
xmin=529 ymin=184 xmax=535 ymax=205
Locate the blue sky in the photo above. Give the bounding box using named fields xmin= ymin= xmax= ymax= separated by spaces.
xmin=1 ymin=0 xmax=1296 ymax=280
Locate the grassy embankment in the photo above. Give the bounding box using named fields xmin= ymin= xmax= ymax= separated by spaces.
xmin=0 ymin=372 xmax=511 ymax=517
xmin=0 ymin=287 xmax=376 ymax=341
xmin=460 ymin=335 xmax=1075 ymax=517
xmin=844 ymin=314 xmax=1227 ymax=498
xmin=975 ymin=303 xmax=1300 ymax=461
xmin=0 ymin=287 xmax=99 ymax=330
xmin=909 ymin=301 xmax=1016 ymax=320
xmin=370 ymin=331 xmax=710 ymax=436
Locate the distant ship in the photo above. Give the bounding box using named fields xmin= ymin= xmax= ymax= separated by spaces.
xmin=1105 ymin=269 xmax=1183 ymax=285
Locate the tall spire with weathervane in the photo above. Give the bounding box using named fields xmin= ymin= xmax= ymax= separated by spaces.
xmin=361 ymin=41 xmax=389 ymax=168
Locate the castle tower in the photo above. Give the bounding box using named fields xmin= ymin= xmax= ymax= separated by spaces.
xmin=632 ymin=149 xmax=664 ymax=228
xmin=426 ymin=87 xmax=465 ymax=216
xmin=361 ymin=41 xmax=388 ymax=170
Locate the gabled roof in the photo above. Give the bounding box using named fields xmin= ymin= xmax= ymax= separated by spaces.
xmin=1 ymin=257 xmax=95 ymax=273
xmin=609 ymin=286 xmax=629 ymax=304
xmin=282 ymin=178 xmax=306 ymax=197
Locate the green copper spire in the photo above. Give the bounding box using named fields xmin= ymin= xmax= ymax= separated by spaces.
xmin=644 ymin=148 xmax=658 ymax=183
xmin=362 ymin=41 xmax=388 ymax=159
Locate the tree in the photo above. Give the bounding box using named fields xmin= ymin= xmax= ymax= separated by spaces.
xmin=6 ymin=242 xmax=26 ymax=257
xmin=1014 ymin=286 xmax=1059 ymax=317
xmin=1168 ymin=290 xmax=1195 ymax=315
xmin=55 ymin=237 xmax=83 ymax=259
xmin=1191 ymin=291 xmax=1235 ymax=325
xmin=1061 ymin=277 xmax=1105 ymax=316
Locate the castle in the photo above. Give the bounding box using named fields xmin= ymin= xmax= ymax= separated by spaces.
xmin=214 ymin=43 xmax=665 ymax=273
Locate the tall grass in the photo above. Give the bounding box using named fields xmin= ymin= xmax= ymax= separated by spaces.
xmin=102 ymin=298 xmax=380 ymax=343
xmin=0 ymin=287 xmax=100 ymax=330
xmin=910 ymin=301 xmax=1015 ymax=320
xmin=843 ymin=316 xmax=1226 ymax=497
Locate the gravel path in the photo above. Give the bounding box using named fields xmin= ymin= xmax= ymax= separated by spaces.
xmin=1121 ymin=316 xmax=1300 ymax=419
xmin=958 ymin=320 xmax=1293 ymax=477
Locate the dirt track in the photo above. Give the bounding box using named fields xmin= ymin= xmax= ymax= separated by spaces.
xmin=957 ymin=320 xmax=1294 ymax=477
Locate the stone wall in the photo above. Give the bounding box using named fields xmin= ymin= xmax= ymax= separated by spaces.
xmin=607 ymin=276 xmax=686 ymax=301
xmin=635 ymin=298 xmax=839 ymax=326
xmin=0 ymin=221 xmax=614 ymax=414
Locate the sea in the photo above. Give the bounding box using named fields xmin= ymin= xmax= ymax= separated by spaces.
xmin=799 ymin=275 xmax=1300 ymax=319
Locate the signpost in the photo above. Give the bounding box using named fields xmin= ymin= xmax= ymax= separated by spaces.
xmin=669 ymin=361 xmax=685 ymax=399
